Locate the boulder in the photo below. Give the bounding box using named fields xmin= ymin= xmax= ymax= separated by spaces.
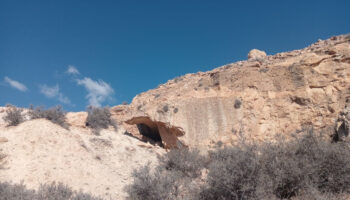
xmin=248 ymin=49 xmax=267 ymax=60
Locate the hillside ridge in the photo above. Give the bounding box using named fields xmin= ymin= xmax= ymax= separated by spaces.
xmin=111 ymin=34 xmax=350 ymax=148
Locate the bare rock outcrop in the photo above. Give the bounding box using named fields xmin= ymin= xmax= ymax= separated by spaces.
xmin=248 ymin=49 xmax=267 ymax=60
xmin=334 ymin=98 xmax=350 ymax=141
xmin=66 ymin=112 xmax=88 ymax=127
xmin=112 ymin=34 xmax=350 ymax=148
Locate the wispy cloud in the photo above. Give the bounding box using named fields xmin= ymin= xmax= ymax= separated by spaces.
xmin=4 ymin=76 xmax=28 ymax=92
xmin=77 ymin=77 xmax=114 ymax=107
xmin=39 ymin=84 xmax=71 ymax=104
xmin=39 ymin=84 xmax=59 ymax=98
xmin=66 ymin=65 xmax=80 ymax=75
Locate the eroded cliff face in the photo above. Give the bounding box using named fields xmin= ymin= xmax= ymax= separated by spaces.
xmin=112 ymin=34 xmax=350 ymax=148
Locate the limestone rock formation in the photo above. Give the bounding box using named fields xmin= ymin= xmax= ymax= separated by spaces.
xmin=113 ymin=34 xmax=350 ymax=149
xmin=248 ymin=49 xmax=267 ymax=60
xmin=334 ymin=98 xmax=350 ymax=141
xmin=66 ymin=112 xmax=88 ymax=127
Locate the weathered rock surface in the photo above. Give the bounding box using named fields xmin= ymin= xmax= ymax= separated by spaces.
xmin=248 ymin=49 xmax=267 ymax=60
xmin=334 ymin=99 xmax=350 ymax=141
xmin=66 ymin=112 xmax=88 ymax=127
xmin=113 ymin=34 xmax=350 ymax=148
xmin=0 ymin=137 xmax=8 ymax=143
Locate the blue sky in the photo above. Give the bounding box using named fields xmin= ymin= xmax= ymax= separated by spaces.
xmin=1 ymin=0 xmax=350 ymax=111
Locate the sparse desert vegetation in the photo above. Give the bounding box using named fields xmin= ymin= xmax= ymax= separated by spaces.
xmin=3 ymin=104 xmax=24 ymax=126
xmin=3 ymin=105 xmax=68 ymax=129
xmin=127 ymin=129 xmax=350 ymax=200
xmin=0 ymin=182 xmax=103 ymax=200
xmin=85 ymin=106 xmax=117 ymax=135
xmin=29 ymin=105 xmax=68 ymax=129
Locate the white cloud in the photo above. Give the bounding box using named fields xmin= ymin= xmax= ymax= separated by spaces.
xmin=4 ymin=77 xmax=28 ymax=92
xmin=39 ymin=84 xmax=71 ymax=104
xmin=66 ymin=65 xmax=80 ymax=75
xmin=77 ymin=77 xmax=114 ymax=107
xmin=39 ymin=84 xmax=59 ymax=98
xmin=58 ymin=93 xmax=71 ymax=104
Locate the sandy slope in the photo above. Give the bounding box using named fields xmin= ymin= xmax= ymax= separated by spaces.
xmin=0 ymin=116 xmax=164 ymax=199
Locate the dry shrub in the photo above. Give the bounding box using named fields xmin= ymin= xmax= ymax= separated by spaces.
xmin=125 ymin=164 xmax=182 ymax=200
xmin=0 ymin=182 xmax=36 ymax=200
xmin=3 ymin=105 xmax=24 ymax=126
xmin=126 ymin=148 xmax=205 ymax=200
xmin=159 ymin=148 xmax=206 ymax=178
xmin=127 ymin=130 xmax=350 ymax=200
xmin=29 ymin=105 xmax=68 ymax=129
xmin=85 ymin=106 xmax=116 ymax=135
xmin=36 ymin=182 xmax=73 ymax=200
xmin=199 ymin=144 xmax=260 ymax=200
xmin=259 ymin=132 xmax=350 ymax=199
xmin=0 ymin=182 xmax=102 ymax=200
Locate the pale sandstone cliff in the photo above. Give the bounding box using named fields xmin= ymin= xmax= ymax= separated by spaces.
xmin=112 ymin=34 xmax=350 ymax=148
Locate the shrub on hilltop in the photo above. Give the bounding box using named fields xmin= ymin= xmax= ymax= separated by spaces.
xmin=3 ymin=104 xmax=24 ymax=126
xmin=29 ymin=105 xmax=68 ymax=129
xmin=85 ymin=106 xmax=117 ymax=135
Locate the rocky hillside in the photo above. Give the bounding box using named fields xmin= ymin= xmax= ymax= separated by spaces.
xmin=1 ymin=34 xmax=350 ymax=199
xmin=112 ymin=34 xmax=350 ymax=148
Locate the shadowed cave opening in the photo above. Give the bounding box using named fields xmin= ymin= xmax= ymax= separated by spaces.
xmin=126 ymin=116 xmax=185 ymax=148
xmin=137 ymin=123 xmax=163 ymax=144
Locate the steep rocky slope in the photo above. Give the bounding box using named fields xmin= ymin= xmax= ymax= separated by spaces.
xmin=112 ymin=34 xmax=350 ymax=148
xmin=0 ymin=108 xmax=164 ymax=199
